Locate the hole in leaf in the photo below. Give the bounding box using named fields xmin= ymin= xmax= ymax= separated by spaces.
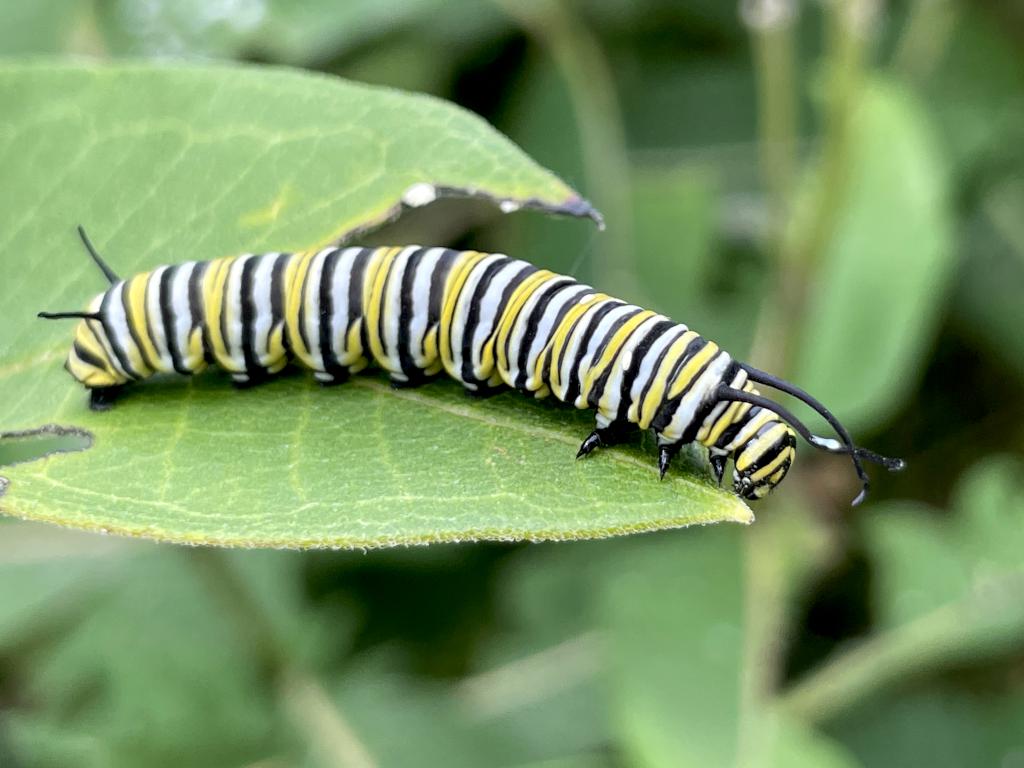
xmin=0 ymin=425 xmax=93 ymax=472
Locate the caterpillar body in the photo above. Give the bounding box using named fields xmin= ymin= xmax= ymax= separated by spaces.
xmin=41 ymin=228 xmax=903 ymax=504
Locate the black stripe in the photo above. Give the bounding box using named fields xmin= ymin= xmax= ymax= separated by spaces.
xmin=239 ymin=256 xmax=262 ymax=376
xmin=464 ymin=261 xmax=536 ymax=386
xmin=561 ymin=303 xmax=622 ymax=409
xmin=375 ymin=249 xmax=407 ymax=363
xmin=159 ymin=265 xmax=189 ymax=375
xmin=396 ymin=248 xmax=428 ymax=381
xmin=73 ymin=340 xmax=106 ymax=370
xmin=188 ymin=261 xmax=212 ymax=364
xmin=100 ymin=286 xmax=138 ymax=379
xmin=297 ymin=252 xmax=321 ymax=363
xmin=651 ymin=347 xmax=721 ymax=434
xmin=348 ymin=248 xmax=373 ymax=355
xmin=611 ymin=319 xmax=676 ymax=420
xmin=121 ymin=277 xmax=156 ymax=373
xmin=565 ymin=303 xmax=634 ymax=409
xmin=716 ymin=406 xmax=760 ymax=451
xmin=270 ymin=253 xmax=289 ymax=357
xmin=83 ymin=320 xmax=115 ymax=377
xmin=679 ymin=360 xmax=739 ymax=444
xmin=634 ymin=329 xmax=692 ymax=420
xmin=318 ymin=248 xmax=345 ymax=377
xmin=508 ymin=277 xmax=571 ymax=389
xmin=459 ymin=258 xmax=508 ymax=385
xmin=424 ymin=249 xmax=460 ymax=361
xmin=742 ymin=420 xmax=797 ymax=475
xmin=217 ymin=259 xmax=236 ymax=363
xmin=520 ymin=283 xmax=587 ymax=392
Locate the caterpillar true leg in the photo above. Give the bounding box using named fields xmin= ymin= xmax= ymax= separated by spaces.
xmin=575 ymin=419 xmax=634 ymax=459
xmin=89 ymin=385 xmax=123 ymax=412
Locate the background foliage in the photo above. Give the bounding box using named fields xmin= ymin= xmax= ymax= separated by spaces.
xmin=1 ymin=0 xmax=1023 ymax=766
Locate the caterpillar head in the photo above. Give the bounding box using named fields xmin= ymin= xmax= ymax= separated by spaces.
xmin=39 ymin=298 xmax=128 ymax=391
xmin=731 ymin=422 xmax=797 ymax=501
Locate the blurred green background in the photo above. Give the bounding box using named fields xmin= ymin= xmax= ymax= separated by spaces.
xmin=2 ymin=1 xmax=1023 ymax=766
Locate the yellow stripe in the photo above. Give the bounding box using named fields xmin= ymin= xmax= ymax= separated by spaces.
xmin=284 ymin=251 xmax=316 ymax=365
xmin=735 ymin=421 xmax=788 ymax=472
xmin=127 ymin=273 xmax=161 ymax=370
xmin=202 ymin=257 xmax=232 ymax=367
xmin=541 ymin=293 xmax=606 ymax=393
xmin=74 ymin=325 xmax=111 ymax=373
xmin=343 ymin=320 xmax=363 ymax=365
xmin=493 ymin=269 xmax=553 ymax=375
xmin=750 ymin=442 xmax=794 ymax=483
xmin=636 ymin=330 xmax=698 ymax=428
xmin=267 ymin=321 xmax=286 ymax=365
xmin=666 ymin=341 xmax=719 ymax=400
xmin=700 ymin=400 xmax=747 ymax=446
xmin=582 ymin=310 xmax=656 ymax=404
xmin=363 ymin=247 xmax=401 ymax=366
xmin=439 ymin=251 xmax=488 ymax=373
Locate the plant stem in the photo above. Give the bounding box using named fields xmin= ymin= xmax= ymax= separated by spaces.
xmin=187 ymin=548 xmax=377 ymax=768
xmin=736 ymin=3 xmax=805 ymax=764
xmin=779 ymin=574 xmax=1024 ymax=724
xmin=498 ymin=0 xmax=636 ymax=295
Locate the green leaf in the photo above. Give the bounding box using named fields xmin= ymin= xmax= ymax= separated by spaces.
xmin=780 ymin=456 xmax=1024 ymax=724
xmin=599 ymin=525 xmax=856 ymax=768
xmin=792 ymin=78 xmax=956 ymax=431
xmin=0 ymin=60 xmax=750 ymax=548
xmin=11 ymin=549 xmax=289 ymax=768
xmin=828 ymin=690 xmax=1024 ymax=768
xmin=94 ymin=0 xmax=478 ymax=65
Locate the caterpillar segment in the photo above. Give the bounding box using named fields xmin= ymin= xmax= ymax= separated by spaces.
xmin=41 ymin=229 xmax=905 ymax=504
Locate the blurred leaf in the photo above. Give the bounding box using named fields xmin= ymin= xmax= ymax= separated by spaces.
xmin=0 ymin=522 xmax=134 ymax=648
xmin=908 ymin=4 xmax=1024 ymax=173
xmin=954 ymin=203 xmax=1024 ymax=382
xmin=793 ymin=78 xmax=955 ymax=431
xmin=93 ymin=0 xmax=478 ymax=65
xmin=12 ymin=550 xmax=285 ymax=767
xmin=983 ymin=178 xmax=1024 ymax=269
xmin=599 ymin=525 xmax=856 ymax=768
xmin=781 ymin=456 xmax=1024 ymax=724
xmin=828 ymin=690 xmax=1024 ymax=768
xmin=465 ymin=542 xmax=619 ymax=761
xmin=498 ymin=52 xmax=594 ymax=282
xmin=631 ymin=164 xmax=765 ymax=356
xmin=0 ymin=63 xmax=756 ymax=550
xmin=309 ymin=652 xmax=512 ymax=768
xmin=868 ymin=456 xmax=1024 ymax=628
xmin=0 ymin=0 xmax=91 ymax=55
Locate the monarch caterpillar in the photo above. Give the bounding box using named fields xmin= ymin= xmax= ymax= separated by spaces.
xmin=41 ymin=227 xmax=904 ymax=504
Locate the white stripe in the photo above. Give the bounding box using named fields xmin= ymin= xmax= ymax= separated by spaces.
xmin=251 ymin=253 xmax=278 ymax=366
xmin=499 ymin=275 xmax=572 ymax=388
xmin=448 ymin=253 xmax=505 ymax=382
xmin=330 ymin=248 xmax=361 ymax=365
xmin=661 ymin=352 xmax=733 ymax=442
xmin=595 ymin=313 xmax=665 ymax=414
xmin=171 ymin=263 xmax=198 ymax=369
xmin=523 ymin=284 xmax=593 ymax=391
xmin=383 ymin=246 xmax=421 ymax=378
xmin=145 ymin=266 xmax=174 ymax=372
xmin=301 ymin=248 xmax=334 ymax=371
xmin=224 ymin=256 xmax=250 ymax=372
xmin=104 ymin=282 xmax=137 ymax=374
xmin=408 ymin=247 xmax=446 ymax=369
xmin=469 ymin=258 xmax=532 ymax=381
xmin=626 ymin=324 xmax=687 ymax=424
xmin=565 ymin=302 xmax=637 ymax=405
